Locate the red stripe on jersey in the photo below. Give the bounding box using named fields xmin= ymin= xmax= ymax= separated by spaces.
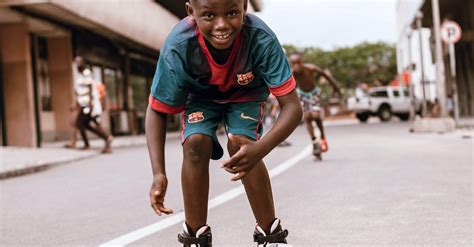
xmin=148 ymin=95 xmax=184 ymax=114
xmin=181 ymin=111 xmax=186 ymax=143
xmin=196 ymin=29 xmax=242 ymax=92
xmin=269 ymin=75 xmax=297 ymax=97
xmin=255 ymin=102 xmax=265 ymax=140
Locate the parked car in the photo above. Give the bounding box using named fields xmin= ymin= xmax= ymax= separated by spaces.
xmin=347 ymin=86 xmax=421 ymax=122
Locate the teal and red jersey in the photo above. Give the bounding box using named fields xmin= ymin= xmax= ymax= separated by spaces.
xmin=149 ymin=13 xmax=296 ymax=114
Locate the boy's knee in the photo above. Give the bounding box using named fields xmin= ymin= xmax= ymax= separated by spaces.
xmin=183 ymin=134 xmax=213 ymax=163
xmin=227 ymin=134 xmax=250 ymax=155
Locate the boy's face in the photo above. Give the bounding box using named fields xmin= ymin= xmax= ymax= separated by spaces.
xmin=289 ymin=54 xmax=304 ymax=73
xmin=186 ymin=0 xmax=247 ymax=49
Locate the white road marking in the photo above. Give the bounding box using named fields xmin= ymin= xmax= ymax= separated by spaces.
xmin=99 ymin=145 xmax=312 ymax=247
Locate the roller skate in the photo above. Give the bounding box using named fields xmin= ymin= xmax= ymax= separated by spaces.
xmin=312 ymin=140 xmax=322 ymax=161
xmin=320 ymin=138 xmax=328 ymax=152
xmin=177 ymin=222 xmax=212 ymax=247
xmin=253 ymin=218 xmax=292 ymax=247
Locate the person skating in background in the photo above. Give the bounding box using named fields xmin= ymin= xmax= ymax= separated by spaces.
xmin=289 ymin=52 xmax=341 ymax=156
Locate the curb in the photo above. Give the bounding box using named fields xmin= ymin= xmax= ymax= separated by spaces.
xmin=0 ymin=131 xmax=184 ymax=180
xmin=0 ymin=143 xmax=145 ymax=180
xmin=0 ymin=153 xmax=98 ymax=180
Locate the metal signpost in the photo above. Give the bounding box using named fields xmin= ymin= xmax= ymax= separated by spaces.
xmin=440 ymin=20 xmax=462 ymax=123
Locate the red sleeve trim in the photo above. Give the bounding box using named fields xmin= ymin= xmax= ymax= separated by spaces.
xmin=148 ymin=95 xmax=184 ymax=114
xmin=269 ymin=75 xmax=296 ymax=97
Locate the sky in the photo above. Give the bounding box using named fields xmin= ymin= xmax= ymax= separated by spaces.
xmin=254 ymin=0 xmax=398 ymax=50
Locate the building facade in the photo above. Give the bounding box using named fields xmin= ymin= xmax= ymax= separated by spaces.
xmin=0 ymin=0 xmax=262 ymax=147
xmin=396 ymin=0 xmax=473 ymax=118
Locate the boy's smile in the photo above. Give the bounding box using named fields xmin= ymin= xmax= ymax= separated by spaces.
xmin=186 ymin=0 xmax=247 ymax=49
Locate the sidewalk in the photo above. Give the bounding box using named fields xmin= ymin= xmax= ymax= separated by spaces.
xmin=0 ymin=131 xmax=182 ymax=179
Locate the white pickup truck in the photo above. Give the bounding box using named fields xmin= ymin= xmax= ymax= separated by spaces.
xmin=347 ymin=86 xmax=421 ymax=122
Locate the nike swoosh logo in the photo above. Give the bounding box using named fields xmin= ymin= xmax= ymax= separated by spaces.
xmin=240 ymin=112 xmax=258 ymax=122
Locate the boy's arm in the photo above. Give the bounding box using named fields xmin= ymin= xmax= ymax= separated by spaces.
xmin=308 ymin=64 xmax=342 ymax=96
xmin=222 ymin=90 xmax=302 ymax=180
xmin=145 ymin=106 xmax=173 ymax=215
xmin=260 ymin=90 xmax=302 ymax=152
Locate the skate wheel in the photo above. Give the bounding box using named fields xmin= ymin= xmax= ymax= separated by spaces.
xmin=314 ymin=154 xmax=322 ymax=161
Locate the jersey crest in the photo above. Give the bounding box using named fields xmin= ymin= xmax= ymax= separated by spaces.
xmin=236 ymin=71 xmax=254 ymax=85
xmin=188 ymin=111 xmax=205 ymax=123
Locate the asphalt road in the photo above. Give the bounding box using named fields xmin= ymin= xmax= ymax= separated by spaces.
xmin=1 ymin=121 xmax=472 ymax=246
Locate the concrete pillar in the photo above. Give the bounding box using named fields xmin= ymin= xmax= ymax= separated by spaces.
xmin=47 ymin=35 xmax=74 ymax=140
xmin=0 ymin=22 xmax=37 ymax=147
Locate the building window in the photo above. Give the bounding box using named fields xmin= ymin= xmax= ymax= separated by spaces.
xmin=130 ymin=74 xmax=148 ymax=112
xmin=104 ymin=68 xmax=123 ymax=110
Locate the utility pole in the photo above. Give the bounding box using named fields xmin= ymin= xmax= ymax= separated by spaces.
xmin=432 ymin=0 xmax=448 ymax=117
xmin=416 ymin=11 xmax=428 ymax=117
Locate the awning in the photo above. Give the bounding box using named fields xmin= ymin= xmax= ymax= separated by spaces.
xmin=2 ymin=0 xmax=180 ymax=51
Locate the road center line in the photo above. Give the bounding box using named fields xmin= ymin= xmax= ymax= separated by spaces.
xmin=100 ymin=145 xmax=312 ymax=247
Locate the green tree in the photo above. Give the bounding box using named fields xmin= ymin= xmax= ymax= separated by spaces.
xmin=283 ymin=42 xmax=397 ymax=97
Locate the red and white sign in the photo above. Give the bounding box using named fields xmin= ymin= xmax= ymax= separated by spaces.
xmin=441 ymin=21 xmax=462 ymax=44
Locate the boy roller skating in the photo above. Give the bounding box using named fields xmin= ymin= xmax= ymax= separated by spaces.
xmin=288 ymin=52 xmax=340 ymax=160
xmin=145 ymin=0 xmax=302 ymax=246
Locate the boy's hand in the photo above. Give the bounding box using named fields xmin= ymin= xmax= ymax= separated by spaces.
xmin=149 ymin=174 xmax=173 ymax=216
xmin=221 ymin=134 xmax=267 ymax=181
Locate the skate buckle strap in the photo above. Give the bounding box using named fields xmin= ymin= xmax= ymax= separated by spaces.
xmin=254 ymin=229 xmax=289 ymax=243
xmin=264 ymin=244 xmax=293 ymax=247
xmin=177 ymin=233 xmax=212 ymax=245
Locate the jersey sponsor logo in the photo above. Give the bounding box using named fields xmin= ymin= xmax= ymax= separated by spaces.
xmin=240 ymin=112 xmax=258 ymax=122
xmin=188 ymin=111 xmax=204 ymax=123
xmin=236 ymin=71 xmax=254 ymax=85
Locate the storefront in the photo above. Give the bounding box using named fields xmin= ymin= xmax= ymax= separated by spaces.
xmin=0 ymin=1 xmax=178 ymax=147
xmin=1 ymin=0 xmax=263 ymax=147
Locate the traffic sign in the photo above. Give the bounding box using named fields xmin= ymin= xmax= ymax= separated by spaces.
xmin=441 ymin=21 xmax=462 ymax=44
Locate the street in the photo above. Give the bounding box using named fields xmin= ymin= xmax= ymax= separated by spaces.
xmin=1 ymin=121 xmax=472 ymax=246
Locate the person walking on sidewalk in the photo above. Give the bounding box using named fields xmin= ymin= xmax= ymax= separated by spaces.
xmin=145 ymin=0 xmax=302 ymax=246
xmin=65 ymin=68 xmax=109 ymax=150
xmin=73 ymin=56 xmax=113 ymax=153
xmin=288 ymin=52 xmax=341 ymax=156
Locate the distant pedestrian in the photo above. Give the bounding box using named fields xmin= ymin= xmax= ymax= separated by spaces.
xmin=145 ymin=1 xmax=302 ymax=246
xmin=430 ymin=98 xmax=441 ymax=118
xmin=73 ymin=56 xmax=113 ymax=153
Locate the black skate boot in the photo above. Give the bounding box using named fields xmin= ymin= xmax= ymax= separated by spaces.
xmin=312 ymin=140 xmax=322 ymax=161
xmin=253 ymin=218 xmax=291 ymax=247
xmin=177 ymin=222 xmax=212 ymax=247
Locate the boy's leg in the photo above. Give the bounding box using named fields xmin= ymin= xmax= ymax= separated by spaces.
xmin=90 ymin=116 xmax=113 ymax=153
xmin=181 ymin=134 xmax=213 ymax=233
xmin=304 ymin=113 xmax=316 ymax=141
xmin=180 ymin=100 xmax=224 ymax=236
xmin=85 ymin=117 xmax=109 ymax=140
xmin=228 ymin=137 xmax=289 ymax=245
xmin=313 ymin=112 xmax=325 ymax=140
xmin=227 ymin=140 xmax=275 ymax=231
xmin=225 ymin=101 xmax=288 ymax=240
xmin=65 ymin=128 xmax=78 ymax=148
xmin=75 ymin=111 xmax=90 ymax=148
